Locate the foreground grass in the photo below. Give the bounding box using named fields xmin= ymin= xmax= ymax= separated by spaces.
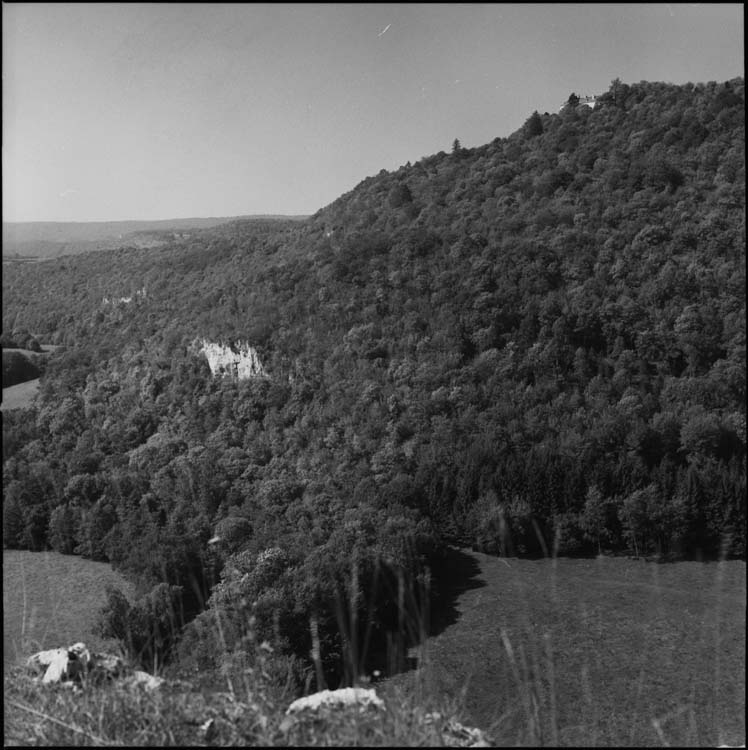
xmin=3 ymin=549 xmax=745 ymax=746
xmin=3 ymin=668 xmax=481 ymax=746
xmin=3 ymin=550 xmax=135 ymax=673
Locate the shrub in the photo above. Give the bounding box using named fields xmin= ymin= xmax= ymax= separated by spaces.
xmin=552 ymin=512 xmax=586 ymax=556
xmin=96 ymin=583 xmax=184 ymax=671
xmin=48 ymin=504 xmax=79 ymax=555
xmin=578 ymin=486 xmax=613 ymax=554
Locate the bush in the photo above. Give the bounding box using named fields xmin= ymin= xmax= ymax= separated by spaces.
xmin=2 ymin=491 xmax=26 ymax=548
xmin=48 ymin=504 xmax=79 ymax=555
xmin=552 ymin=512 xmax=586 ymax=556
xmin=578 ymin=486 xmax=613 ymax=554
xmin=96 ymin=583 xmax=184 ymax=671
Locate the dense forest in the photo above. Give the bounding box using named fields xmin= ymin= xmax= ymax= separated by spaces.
xmin=2 ymin=78 xmax=745 ymax=686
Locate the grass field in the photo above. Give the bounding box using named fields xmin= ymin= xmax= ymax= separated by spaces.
xmin=1 ymin=344 xmax=60 ymax=411
xmin=1 ymin=378 xmax=41 ymax=411
xmin=3 ymin=550 xmax=135 ymax=672
xmin=384 ymin=549 xmax=746 ymax=747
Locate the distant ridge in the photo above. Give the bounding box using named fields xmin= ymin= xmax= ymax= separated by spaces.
xmin=2 ymin=215 xmax=308 ymax=259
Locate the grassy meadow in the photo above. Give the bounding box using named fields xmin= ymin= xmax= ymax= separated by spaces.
xmin=2 ymin=344 xmax=60 ymax=410
xmin=1 ymin=378 xmax=40 ymax=411
xmin=386 ymin=549 xmax=746 ymax=747
xmin=3 ymin=550 xmax=135 ymax=673
xmin=3 ymin=547 xmax=745 ymax=746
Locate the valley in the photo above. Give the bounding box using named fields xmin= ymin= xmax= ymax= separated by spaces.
xmin=2 ymin=76 xmax=745 ymax=746
xmin=1 ymin=215 xmax=308 ymax=260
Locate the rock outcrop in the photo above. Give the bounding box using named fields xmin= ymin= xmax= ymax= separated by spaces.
xmin=26 ymin=642 xmax=92 ymax=684
xmin=286 ymin=687 xmax=385 ymax=715
xmin=102 ymin=287 xmax=147 ymax=306
xmin=282 ymin=687 xmax=492 ymax=746
xmin=25 ymin=642 xmax=162 ymax=691
xmin=199 ymin=339 xmax=266 ymax=379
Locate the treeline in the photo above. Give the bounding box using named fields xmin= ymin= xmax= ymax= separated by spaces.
xmin=1 ymin=329 xmax=46 ymax=387
xmin=2 ymin=78 xmax=745 ymax=683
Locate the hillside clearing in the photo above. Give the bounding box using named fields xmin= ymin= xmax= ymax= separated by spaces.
xmin=3 ymin=550 xmax=135 ymax=673
xmin=1 ymin=379 xmax=40 ymax=410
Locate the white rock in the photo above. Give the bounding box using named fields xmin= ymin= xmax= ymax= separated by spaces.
xmin=33 ymin=643 xmax=91 ymax=684
xmin=200 ymin=340 xmax=266 ymax=379
xmin=27 ymin=648 xmax=67 ymax=672
xmin=27 ymin=643 xmax=134 ymax=687
xmin=286 ymin=687 xmax=385 ymax=714
xmin=42 ymin=652 xmax=71 ymax=683
xmin=129 ymin=670 xmax=164 ymax=691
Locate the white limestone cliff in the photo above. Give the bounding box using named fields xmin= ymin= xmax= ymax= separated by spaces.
xmin=199 ymin=339 xmax=266 ymax=379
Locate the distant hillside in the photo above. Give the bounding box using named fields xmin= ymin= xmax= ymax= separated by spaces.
xmin=2 ymin=77 xmax=744 ymax=696
xmin=1 ymin=215 xmax=308 ymax=259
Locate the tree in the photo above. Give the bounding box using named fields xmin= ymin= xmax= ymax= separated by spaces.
xmin=525 ymin=111 xmax=543 ymax=138
xmin=96 ymin=582 xmax=184 ymax=671
xmin=452 ymin=138 xmax=462 ymax=154
xmin=388 ymin=183 xmax=413 ymax=209
xmin=3 ymin=489 xmax=26 ymax=548
xmin=48 ymin=504 xmax=79 ymax=555
xmin=579 ymin=485 xmax=609 ymax=554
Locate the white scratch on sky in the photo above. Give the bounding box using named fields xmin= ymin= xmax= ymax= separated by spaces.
xmin=59 ymin=189 xmax=78 ymax=198
xmin=377 ymin=24 xmax=391 ymax=37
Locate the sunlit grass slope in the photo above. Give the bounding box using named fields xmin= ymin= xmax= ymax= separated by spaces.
xmin=1 ymin=379 xmax=40 ymax=411
xmin=3 ymin=550 xmax=135 ymax=672
xmin=387 ymin=550 xmax=746 ymax=747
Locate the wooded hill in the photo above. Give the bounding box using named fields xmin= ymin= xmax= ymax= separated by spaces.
xmin=2 ymin=78 xmax=745 ymax=685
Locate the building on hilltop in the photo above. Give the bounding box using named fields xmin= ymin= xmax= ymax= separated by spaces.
xmin=558 ymin=95 xmax=598 ymax=112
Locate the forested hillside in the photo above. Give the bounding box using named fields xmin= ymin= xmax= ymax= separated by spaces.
xmin=2 ymin=78 xmax=745 ymax=686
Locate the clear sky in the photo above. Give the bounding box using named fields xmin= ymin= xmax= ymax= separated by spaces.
xmin=2 ymin=3 xmax=744 ymax=223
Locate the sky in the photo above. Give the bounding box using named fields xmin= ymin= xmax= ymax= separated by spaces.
xmin=2 ymin=3 xmax=744 ymax=223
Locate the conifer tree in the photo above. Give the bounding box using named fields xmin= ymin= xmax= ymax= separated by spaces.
xmin=525 ymin=111 xmax=543 ymax=137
